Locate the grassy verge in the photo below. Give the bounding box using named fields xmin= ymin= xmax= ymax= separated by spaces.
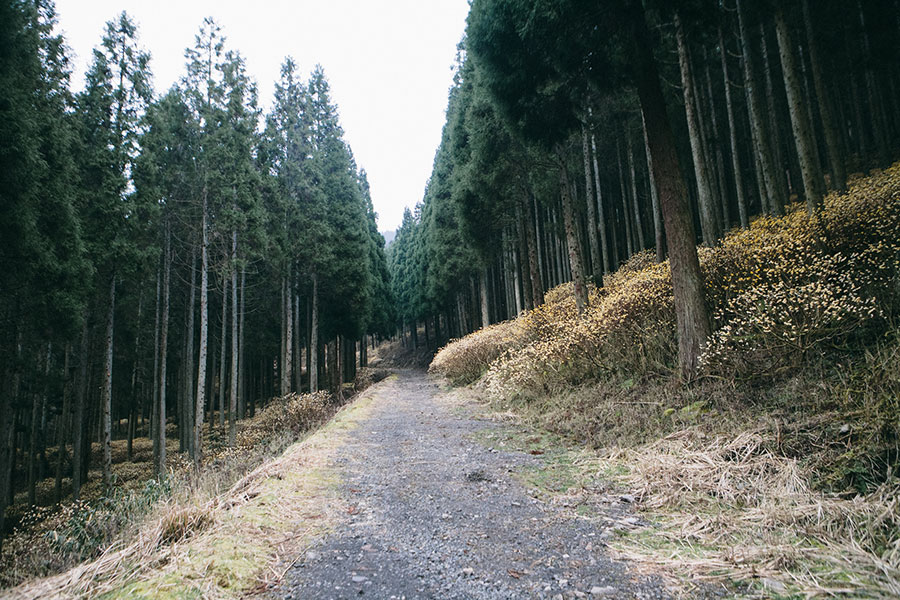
xmin=2 ymin=369 xmax=388 ymax=599
xmin=464 ymin=366 xmax=900 ymax=598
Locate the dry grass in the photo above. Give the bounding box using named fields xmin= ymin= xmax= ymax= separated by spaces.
xmin=597 ymin=428 xmax=900 ymax=598
xmin=4 ymin=387 xmax=381 ymax=599
xmin=428 ymin=166 xmax=900 ymax=597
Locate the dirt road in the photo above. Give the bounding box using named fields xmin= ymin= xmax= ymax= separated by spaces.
xmin=271 ymin=370 xmax=668 ymax=600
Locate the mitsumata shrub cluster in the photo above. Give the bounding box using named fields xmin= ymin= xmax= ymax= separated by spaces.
xmin=430 ymin=165 xmax=900 ymax=399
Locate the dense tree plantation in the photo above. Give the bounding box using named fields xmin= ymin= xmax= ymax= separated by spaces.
xmin=0 ymin=1 xmax=393 ymax=542
xmin=389 ymin=0 xmax=900 ymax=378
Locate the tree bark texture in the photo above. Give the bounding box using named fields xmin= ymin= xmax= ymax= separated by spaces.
xmin=675 ymin=12 xmax=720 ymax=246
xmin=774 ymin=4 xmax=824 ymax=213
xmin=629 ymin=0 xmax=711 ymax=379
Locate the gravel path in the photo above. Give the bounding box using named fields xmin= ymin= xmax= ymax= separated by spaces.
xmin=272 ymin=370 xmax=670 ymax=600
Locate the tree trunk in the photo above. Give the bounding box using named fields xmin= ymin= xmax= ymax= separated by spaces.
xmin=29 ymin=343 xmax=51 ymax=505
xmin=675 ymin=12 xmax=720 ymax=246
xmin=294 ymin=293 xmax=301 ymax=393
xmin=515 ymin=202 xmax=534 ymax=311
xmin=581 ymin=124 xmax=602 ymax=283
xmin=759 ymin=21 xmax=791 ymax=200
xmin=737 ymin=0 xmax=786 ymax=216
xmin=627 ymin=132 xmax=646 ymax=250
xmin=229 ymin=237 xmax=238 ymax=445
xmin=309 ymin=272 xmax=319 ymax=393
xmin=629 ymin=0 xmax=711 ymax=379
xmin=127 ymin=289 xmax=143 ymax=460
xmin=283 ymin=270 xmax=293 ymax=395
xmin=617 ymin=138 xmax=635 ymax=257
xmin=858 ymin=0 xmax=892 ymax=167
xmin=0 ymin=332 xmax=22 ymax=546
xmin=774 ymin=4 xmax=824 ymax=214
xmin=556 ymin=156 xmax=588 ymax=314
xmin=157 ymin=227 xmax=170 ymax=477
xmin=590 ymin=132 xmax=612 ymax=274
xmin=523 ymin=191 xmax=544 ymax=305
xmin=194 ymin=191 xmax=209 ymax=469
xmin=480 ymin=267 xmax=490 ymax=327
xmin=55 ymin=343 xmax=72 ymax=500
xmin=72 ymin=318 xmax=88 ymax=499
xmin=238 ymin=264 xmax=246 ymax=419
xmin=218 ymin=279 xmax=227 ymax=428
xmin=512 ymin=241 xmax=523 ymax=315
xmin=719 ymin=26 xmax=750 ymax=228
xmin=641 ymin=112 xmax=666 ymax=262
xmin=703 ymin=49 xmax=731 ymax=230
xmin=801 ymin=0 xmax=846 ymax=192
xmin=102 ymin=275 xmax=116 ymax=489
xmin=151 ymin=264 xmax=161 ymax=469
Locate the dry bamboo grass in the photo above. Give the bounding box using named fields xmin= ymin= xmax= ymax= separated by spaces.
xmin=597 ymin=429 xmax=900 ymax=598
xmin=5 ymin=390 xmax=379 ymax=600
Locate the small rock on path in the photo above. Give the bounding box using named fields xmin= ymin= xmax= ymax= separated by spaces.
xmin=271 ymin=370 xmax=669 ymax=600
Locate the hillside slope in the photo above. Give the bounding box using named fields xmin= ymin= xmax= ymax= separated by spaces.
xmin=430 ymin=166 xmax=900 ymax=597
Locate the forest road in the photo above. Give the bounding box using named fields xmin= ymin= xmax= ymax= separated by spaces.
xmin=269 ymin=369 xmax=670 ymax=600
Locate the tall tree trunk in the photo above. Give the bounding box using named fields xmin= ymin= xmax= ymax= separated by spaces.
xmin=675 ymin=12 xmax=720 ymax=246
xmin=719 ymin=26 xmax=751 ymax=228
xmin=194 ymin=191 xmax=209 ymax=469
xmin=102 ymin=275 xmax=116 ymax=489
xmin=627 ymin=132 xmax=646 ymax=250
xmin=512 ymin=243 xmax=523 ymax=315
xmin=534 ymin=195 xmax=546 ymax=292
xmin=703 ymin=49 xmax=731 ymax=230
xmin=127 ymin=289 xmax=143 ymax=460
xmin=182 ymin=245 xmax=197 ymax=455
xmin=55 ymin=343 xmax=72 ymax=500
xmin=858 ymin=0 xmax=892 ymax=167
xmin=738 ymin=0 xmax=786 ymax=216
xmin=581 ymin=124 xmax=602 ymax=283
xmin=238 ymin=264 xmax=246 ymax=419
xmin=151 ymin=264 xmax=161 ymax=469
xmin=774 ymin=4 xmax=824 ymax=213
xmin=590 ymin=133 xmax=612 ymax=274
xmin=0 ymin=331 xmax=23 ymax=547
xmin=157 ymin=227 xmax=170 ymax=478
xmin=283 ymin=269 xmax=293 ymax=396
xmin=309 ymin=272 xmax=319 ymax=393
xmin=29 ymin=343 xmax=51 ymax=505
xmin=294 ymin=294 xmax=301 ymax=393
xmin=802 ymin=0 xmax=846 ymax=192
xmin=218 ymin=280 xmax=227 ymax=428
xmin=515 ymin=202 xmax=534 ymax=311
xmin=480 ymin=267 xmax=490 ymax=327
xmin=629 ymin=0 xmax=711 ymax=379
xmin=72 ymin=318 xmax=88 ymax=499
xmin=617 ymin=138 xmax=635 ymax=257
xmin=523 ymin=191 xmax=544 ymax=305
xmin=229 ymin=237 xmax=238 ymax=445
xmin=641 ymin=112 xmax=666 ymax=262
xmin=759 ymin=21 xmax=791 ymax=199
xmin=556 ymin=156 xmax=588 ymax=314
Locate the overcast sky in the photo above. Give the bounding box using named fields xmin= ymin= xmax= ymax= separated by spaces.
xmin=53 ymin=0 xmax=471 ymax=232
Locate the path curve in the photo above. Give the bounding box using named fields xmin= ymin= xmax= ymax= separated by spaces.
xmin=271 ymin=370 xmax=668 ymax=600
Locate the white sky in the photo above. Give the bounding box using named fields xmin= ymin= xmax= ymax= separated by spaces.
xmin=53 ymin=0 xmax=470 ymax=232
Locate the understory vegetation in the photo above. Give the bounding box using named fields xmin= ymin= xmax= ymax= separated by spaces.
xmin=430 ymin=166 xmax=900 ymax=597
xmin=0 ymin=368 xmax=386 ymax=593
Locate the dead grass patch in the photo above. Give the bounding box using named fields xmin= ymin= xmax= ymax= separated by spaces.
xmin=4 ymin=388 xmax=381 ymax=599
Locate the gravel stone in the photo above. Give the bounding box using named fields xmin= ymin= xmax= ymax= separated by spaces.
xmin=269 ymin=370 xmax=674 ymax=599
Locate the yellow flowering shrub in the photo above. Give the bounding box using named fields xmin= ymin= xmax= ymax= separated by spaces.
xmin=432 ymin=164 xmax=900 ymax=397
